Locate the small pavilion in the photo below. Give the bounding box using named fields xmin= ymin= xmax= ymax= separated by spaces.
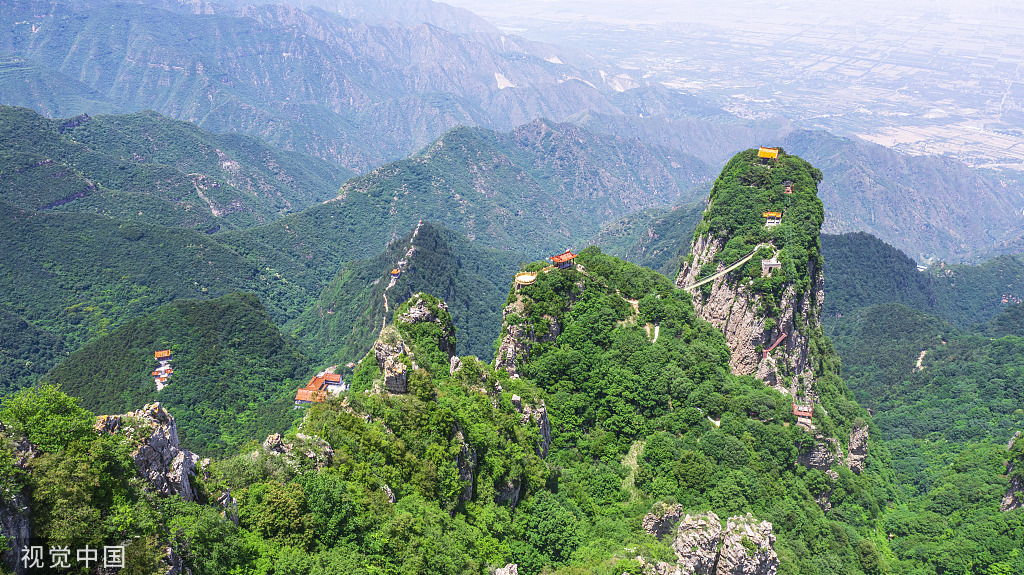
xmin=758 ymin=146 xmax=779 ymax=160
xmin=549 ymin=249 xmax=578 ymax=270
xmin=763 ymin=211 xmax=782 ymax=227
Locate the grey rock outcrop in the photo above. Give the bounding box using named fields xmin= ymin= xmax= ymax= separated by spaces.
xmin=98 ymin=403 xmax=199 ymax=501
xmin=450 ymin=355 xmax=462 ymax=374
xmin=717 ymin=514 xmax=779 ymax=575
xmin=640 ymin=507 xmax=780 ymax=575
xmin=397 ymin=294 xmax=456 ymax=360
xmin=511 ymin=394 xmax=551 ymax=459
xmin=1002 ymin=432 xmax=1023 ymax=512
xmin=0 ymin=492 xmax=30 ymax=575
xmin=453 ymin=428 xmax=477 ymax=508
xmin=0 ymin=426 xmax=32 ymax=575
xmin=262 ymin=432 xmax=334 ymax=471
xmin=495 ymin=297 xmax=560 ymax=377
xmin=638 ymin=558 xmax=682 ymax=575
xmin=672 ymin=512 xmax=722 ymax=574
xmin=373 ymin=326 xmax=412 ymax=393
xmin=642 ymin=503 xmax=685 ymax=540
xmin=495 ymin=564 xmax=519 ymax=575
xmin=847 ymin=424 xmax=869 ymax=474
xmin=496 ymin=478 xmax=522 ymax=508
xmin=797 ymin=436 xmax=843 ymax=472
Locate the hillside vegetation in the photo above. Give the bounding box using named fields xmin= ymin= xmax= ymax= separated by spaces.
xmin=287 ymin=222 xmax=520 ymax=364
xmin=0 ymin=106 xmax=350 ymax=230
xmin=43 ymin=293 xmax=310 ymax=455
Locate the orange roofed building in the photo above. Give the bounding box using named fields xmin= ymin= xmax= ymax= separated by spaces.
xmin=295 ymin=370 xmax=348 ymax=407
xmin=153 ymin=349 xmax=173 ymax=391
xmin=758 ymin=146 xmax=779 ymax=159
xmin=549 ymin=249 xmax=578 ymax=270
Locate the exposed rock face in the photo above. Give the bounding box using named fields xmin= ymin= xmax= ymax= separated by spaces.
xmin=495 ymin=564 xmax=519 ymax=575
xmin=97 ymin=403 xmax=199 ymax=501
xmin=640 ymin=508 xmax=780 ymax=575
xmin=672 ymin=512 xmax=723 ymax=574
xmin=813 ymin=470 xmax=840 ymax=513
xmin=495 ymin=297 xmax=560 ymax=377
xmin=676 ymin=234 xmax=824 ymax=404
xmin=397 ymin=294 xmax=457 ymax=359
xmin=496 ymin=478 xmax=522 ymax=508
xmin=642 ymin=503 xmax=685 ymax=540
xmin=511 ymin=394 xmax=551 ymax=459
xmin=449 ymin=355 xmax=462 ymax=374
xmin=0 ymin=492 xmax=30 ymax=575
xmin=847 ymin=424 xmax=869 ymax=474
xmin=797 ymin=436 xmax=843 ymax=472
xmin=453 ymin=428 xmax=477 ymax=507
xmin=1002 ymin=432 xmax=1023 ymax=512
xmin=262 ymin=432 xmax=334 ymax=471
xmin=717 ymin=514 xmax=780 ymax=575
xmin=373 ymin=326 xmax=412 ymax=393
xmin=0 ymin=425 xmax=33 ymax=575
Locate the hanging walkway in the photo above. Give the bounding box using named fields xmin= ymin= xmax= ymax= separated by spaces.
xmin=682 ymin=245 xmax=766 ymax=292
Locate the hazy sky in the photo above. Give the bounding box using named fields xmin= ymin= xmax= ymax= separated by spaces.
xmin=440 ymin=0 xmax=1024 ymax=28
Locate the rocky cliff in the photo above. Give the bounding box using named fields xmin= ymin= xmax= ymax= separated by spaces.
xmin=494 ymin=297 xmax=561 ymax=378
xmin=640 ymin=506 xmax=780 ymax=575
xmin=371 ymin=293 xmax=459 ymax=393
xmin=676 ymin=233 xmax=824 ymax=404
xmin=675 ymin=149 xmax=829 ymax=414
xmin=97 ymin=403 xmax=200 ymax=501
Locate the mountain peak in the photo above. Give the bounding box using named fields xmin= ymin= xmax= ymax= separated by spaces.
xmin=676 ymin=147 xmax=826 ymax=405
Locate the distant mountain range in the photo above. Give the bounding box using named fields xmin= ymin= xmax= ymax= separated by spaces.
xmin=0 ymin=106 xmax=349 ymax=231
xmin=5 ymin=0 xmax=1024 ymax=263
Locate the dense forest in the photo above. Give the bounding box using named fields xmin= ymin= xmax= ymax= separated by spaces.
xmin=1 ymin=141 xmax=1022 ymax=575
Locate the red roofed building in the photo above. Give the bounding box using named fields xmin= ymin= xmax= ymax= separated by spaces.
xmin=295 ymin=369 xmax=348 ymax=407
xmin=549 ymin=249 xmax=578 ymax=270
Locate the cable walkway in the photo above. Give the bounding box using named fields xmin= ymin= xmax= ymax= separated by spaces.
xmin=682 ymin=245 xmax=764 ymax=292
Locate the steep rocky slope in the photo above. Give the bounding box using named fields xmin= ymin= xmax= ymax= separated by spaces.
xmin=676 ymin=148 xmax=827 ymax=404
xmin=673 ymin=149 xmax=874 ymax=497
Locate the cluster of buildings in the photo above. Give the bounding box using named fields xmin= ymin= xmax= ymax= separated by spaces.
xmin=152 ymin=350 xmax=173 ymax=391
xmin=294 ymin=369 xmax=348 ymax=407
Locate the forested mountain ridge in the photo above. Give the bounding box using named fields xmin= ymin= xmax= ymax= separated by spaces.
xmin=218 ymin=119 xmax=713 ymax=279
xmin=0 ymin=105 xmax=350 ymax=230
xmin=286 ymin=221 xmax=521 ymax=364
xmin=42 ymin=293 xmax=310 ymax=455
